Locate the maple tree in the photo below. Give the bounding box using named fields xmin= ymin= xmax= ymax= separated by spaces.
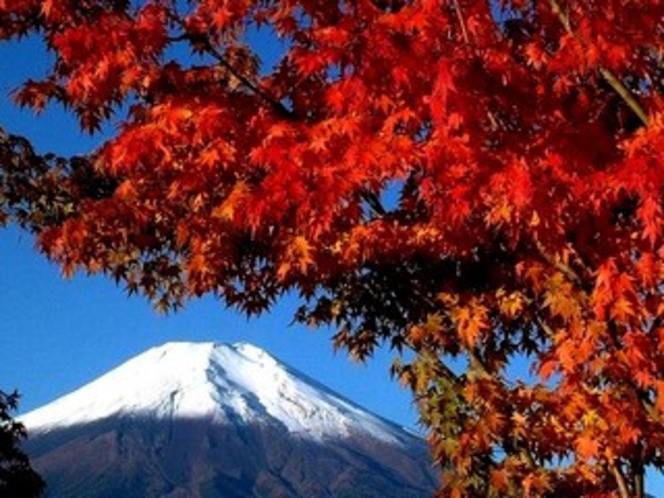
xmin=1 ymin=0 xmax=664 ymax=496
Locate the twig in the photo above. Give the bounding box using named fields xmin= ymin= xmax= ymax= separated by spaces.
xmin=361 ymin=191 xmax=387 ymax=217
xmin=205 ymin=41 xmax=297 ymax=119
xmin=532 ymin=237 xmax=584 ymax=289
xmin=451 ymin=0 xmax=470 ymax=45
xmin=548 ymin=0 xmax=572 ymax=34
xmin=517 ymin=445 xmax=537 ymax=469
xmin=599 ymin=67 xmax=649 ymax=127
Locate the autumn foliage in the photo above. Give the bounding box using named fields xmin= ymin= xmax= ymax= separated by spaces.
xmin=1 ymin=1 xmax=664 ymax=496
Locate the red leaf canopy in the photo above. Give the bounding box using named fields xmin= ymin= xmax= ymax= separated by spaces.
xmin=1 ymin=1 xmax=663 ymax=496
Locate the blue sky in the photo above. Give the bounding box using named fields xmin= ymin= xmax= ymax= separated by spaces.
xmin=0 ymin=36 xmax=419 ymax=430
xmin=1 ymin=223 xmax=417 ymax=428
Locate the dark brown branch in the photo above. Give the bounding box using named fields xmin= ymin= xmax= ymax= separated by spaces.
xmin=170 ymin=29 xmax=297 ymax=120
xmin=361 ymin=191 xmax=387 ymax=217
xmin=634 ymin=455 xmax=645 ymax=498
xmin=205 ymin=42 xmax=297 ymax=119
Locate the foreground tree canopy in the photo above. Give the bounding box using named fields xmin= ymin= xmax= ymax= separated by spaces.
xmin=1 ymin=1 xmax=663 ymax=496
xmin=0 ymin=390 xmax=44 ymax=497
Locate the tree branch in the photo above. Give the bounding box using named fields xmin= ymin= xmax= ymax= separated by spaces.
xmin=532 ymin=237 xmax=585 ymax=289
xmin=361 ymin=191 xmax=387 ymax=218
xmin=468 ymin=347 xmax=491 ymax=379
xmin=547 ymin=0 xmax=572 ymax=33
xmin=176 ymin=32 xmax=297 ymax=120
xmin=547 ymin=0 xmax=649 ymax=127
xmin=535 ymin=314 xmax=555 ymax=338
xmin=610 ymin=461 xmax=631 ymax=498
xmin=634 ymin=456 xmax=645 ymax=498
xmin=599 ymin=67 xmax=650 ymax=127
xmin=451 ymin=0 xmax=470 ymax=45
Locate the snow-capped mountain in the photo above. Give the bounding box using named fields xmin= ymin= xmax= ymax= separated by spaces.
xmin=21 ymin=342 xmax=409 ymax=444
xmin=21 ymin=342 xmax=437 ymax=498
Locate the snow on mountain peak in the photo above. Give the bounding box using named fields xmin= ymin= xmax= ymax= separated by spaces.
xmin=20 ymin=342 xmax=412 ymax=446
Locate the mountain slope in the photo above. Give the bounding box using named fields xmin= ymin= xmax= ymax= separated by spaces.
xmin=21 ymin=342 xmax=437 ymax=497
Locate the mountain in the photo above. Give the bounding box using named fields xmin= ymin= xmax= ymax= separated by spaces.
xmin=20 ymin=342 xmax=438 ymax=497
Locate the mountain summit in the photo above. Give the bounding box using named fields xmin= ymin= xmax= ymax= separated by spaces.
xmin=21 ymin=342 xmax=437 ymax=497
xmin=21 ymin=342 xmax=411 ymax=444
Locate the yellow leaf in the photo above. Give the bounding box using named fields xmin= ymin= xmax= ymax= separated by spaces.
xmin=212 ymin=182 xmax=249 ymax=221
xmin=497 ymin=289 xmax=525 ymax=319
xmin=451 ymin=301 xmax=488 ymax=347
xmin=278 ymin=235 xmax=315 ymax=280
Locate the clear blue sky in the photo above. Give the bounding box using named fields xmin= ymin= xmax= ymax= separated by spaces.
xmin=0 ymin=36 xmax=419 ymax=430
xmin=1 ymin=224 xmax=418 ymax=429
